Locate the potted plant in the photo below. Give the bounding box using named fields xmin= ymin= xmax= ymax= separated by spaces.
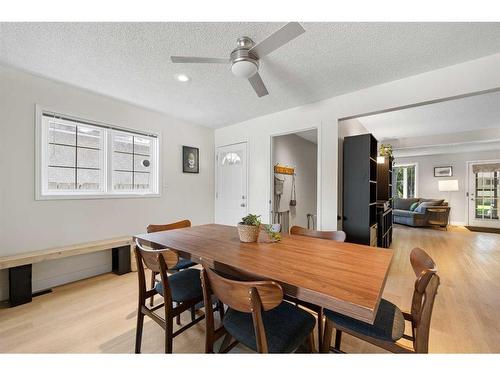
xmin=237 ymin=214 xmax=262 ymax=243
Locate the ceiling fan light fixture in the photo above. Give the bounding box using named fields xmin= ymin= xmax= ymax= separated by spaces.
xmin=231 ymin=59 xmax=258 ymax=79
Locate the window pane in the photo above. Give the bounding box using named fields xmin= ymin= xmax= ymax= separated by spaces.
xmin=48 ymin=121 xmax=76 ymax=145
xmin=113 ymin=171 xmax=133 ymax=190
xmin=77 ymin=169 xmax=101 ymax=190
xmin=113 ymin=134 xmax=133 ymax=153
xmin=48 ymin=144 xmax=75 ymax=167
xmin=113 ymin=152 xmax=133 ymax=171
xmin=77 ymin=148 xmax=100 ymax=169
xmin=134 ymin=156 xmax=151 ymax=172
xmin=77 ymin=126 xmax=101 ymax=149
xmin=134 ymin=136 xmax=151 ymax=155
xmin=48 ymin=166 xmax=75 ymax=190
xmin=134 ymin=172 xmax=150 ymax=190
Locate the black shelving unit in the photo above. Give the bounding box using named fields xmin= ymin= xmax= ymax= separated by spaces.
xmin=376 ymin=156 xmax=393 ymax=248
xmin=343 ymin=133 xmax=378 ymax=246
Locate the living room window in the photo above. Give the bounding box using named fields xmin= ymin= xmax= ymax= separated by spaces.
xmin=36 ymin=107 xmax=160 ymax=199
xmin=393 ymin=163 xmax=417 ymax=198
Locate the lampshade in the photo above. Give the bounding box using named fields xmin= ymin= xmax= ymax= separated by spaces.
xmin=438 ymin=179 xmax=459 ymax=192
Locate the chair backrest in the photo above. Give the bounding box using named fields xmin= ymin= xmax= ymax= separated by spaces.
xmin=134 ymin=238 xmax=179 ymax=303
xmin=147 ymin=219 xmax=191 ymax=233
xmin=201 ymin=267 xmax=283 ymax=353
xmin=290 ymin=225 xmax=346 ymax=242
xmin=409 ymin=247 xmax=440 ymax=353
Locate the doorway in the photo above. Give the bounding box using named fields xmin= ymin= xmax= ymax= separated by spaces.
xmin=271 ymin=129 xmax=318 ymax=233
xmin=215 ymin=142 xmax=248 ymax=225
xmin=467 ymin=160 xmax=500 ymax=228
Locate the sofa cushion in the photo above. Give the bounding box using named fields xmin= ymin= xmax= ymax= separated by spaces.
xmin=420 ymin=198 xmax=444 ymax=206
xmin=414 ymin=201 xmax=439 ymax=213
xmin=393 ymin=197 xmax=420 ymax=210
xmin=393 ymin=209 xmax=424 ymax=218
xmin=409 ymin=202 xmax=420 ymax=211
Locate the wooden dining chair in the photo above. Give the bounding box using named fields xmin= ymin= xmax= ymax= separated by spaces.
xmin=288 ymin=225 xmax=346 ymax=347
xmin=320 ymin=247 xmax=440 ymax=354
xmin=201 ymin=267 xmax=316 ymax=353
xmin=134 ymin=238 xmax=205 ymax=354
xmin=290 ymin=225 xmax=347 ymax=242
xmin=147 ymin=219 xmax=197 ymax=309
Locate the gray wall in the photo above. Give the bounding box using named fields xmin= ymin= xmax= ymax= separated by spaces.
xmin=0 ymin=65 xmax=215 ymax=300
xmin=272 ymin=134 xmax=317 ymax=229
xmin=396 ymin=149 xmax=500 ymax=225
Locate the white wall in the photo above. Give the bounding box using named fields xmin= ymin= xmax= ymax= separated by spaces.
xmin=272 ymin=134 xmax=317 ymax=229
xmin=395 ymin=149 xmax=500 ymax=225
xmin=215 ymin=53 xmax=500 ymax=230
xmin=0 ymin=65 xmax=215 ymax=300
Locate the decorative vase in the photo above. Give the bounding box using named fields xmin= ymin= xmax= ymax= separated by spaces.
xmin=237 ymin=223 xmax=260 ymax=243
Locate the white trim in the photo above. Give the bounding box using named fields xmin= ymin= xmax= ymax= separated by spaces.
xmin=269 ymin=125 xmax=322 ymax=229
xmin=35 ymin=104 xmax=161 ymax=200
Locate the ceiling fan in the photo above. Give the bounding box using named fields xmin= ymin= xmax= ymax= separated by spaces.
xmin=170 ymin=22 xmax=306 ymax=97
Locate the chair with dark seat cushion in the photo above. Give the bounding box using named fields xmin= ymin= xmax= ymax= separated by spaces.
xmin=201 ymin=267 xmax=316 ymax=353
xmin=321 ymin=247 xmax=440 ymax=354
xmin=223 ymin=300 xmax=316 ymax=353
xmin=134 ymin=238 xmax=205 ymax=354
xmin=288 ymin=225 xmax=346 ymax=347
xmin=146 ymin=219 xmax=197 ymax=309
xmin=155 ymin=268 xmax=203 ymax=302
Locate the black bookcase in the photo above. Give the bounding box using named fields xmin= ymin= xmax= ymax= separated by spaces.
xmin=343 ymin=133 xmax=378 ymax=246
xmin=376 ymin=156 xmax=393 ymax=248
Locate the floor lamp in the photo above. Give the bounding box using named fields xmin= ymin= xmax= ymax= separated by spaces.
xmin=438 ymin=179 xmax=459 ymax=213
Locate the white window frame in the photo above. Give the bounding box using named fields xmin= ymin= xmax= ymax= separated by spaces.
xmin=35 ymin=105 xmax=161 ymax=200
xmin=393 ymin=162 xmax=419 ymax=199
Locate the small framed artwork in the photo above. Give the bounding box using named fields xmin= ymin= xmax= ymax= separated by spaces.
xmin=434 ymin=166 xmax=452 ymax=177
xmin=183 ymin=146 xmax=199 ymax=173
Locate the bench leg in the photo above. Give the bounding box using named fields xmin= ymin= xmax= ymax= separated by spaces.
xmin=112 ymin=245 xmax=131 ymax=275
xmin=9 ymin=264 xmax=32 ymax=307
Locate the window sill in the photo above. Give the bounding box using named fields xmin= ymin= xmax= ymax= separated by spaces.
xmin=35 ymin=192 xmax=161 ymax=201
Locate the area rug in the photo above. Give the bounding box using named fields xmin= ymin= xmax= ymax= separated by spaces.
xmin=465 ymin=226 xmax=500 ymax=234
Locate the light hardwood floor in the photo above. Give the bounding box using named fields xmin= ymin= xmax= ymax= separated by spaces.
xmin=1 ymin=225 xmax=499 ymax=353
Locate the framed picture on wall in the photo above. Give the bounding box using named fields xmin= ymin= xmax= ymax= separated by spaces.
xmin=434 ymin=166 xmax=452 ymax=177
xmin=183 ymin=146 xmax=199 ymax=173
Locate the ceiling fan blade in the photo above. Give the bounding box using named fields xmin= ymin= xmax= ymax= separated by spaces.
xmin=248 ymin=73 xmax=269 ymax=97
xmin=249 ymin=22 xmax=305 ymax=59
xmin=171 ymin=56 xmax=229 ymax=64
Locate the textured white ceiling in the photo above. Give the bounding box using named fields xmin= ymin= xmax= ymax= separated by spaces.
xmin=2 ymin=22 xmax=500 ymax=128
xmin=357 ymin=90 xmax=500 ymax=141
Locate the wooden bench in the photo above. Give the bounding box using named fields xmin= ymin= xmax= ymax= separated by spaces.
xmin=0 ymin=236 xmax=133 ymax=307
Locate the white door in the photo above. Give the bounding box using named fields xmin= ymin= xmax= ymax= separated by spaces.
xmin=215 ymin=142 xmax=248 ymax=225
xmin=468 ymin=162 xmax=500 ymax=228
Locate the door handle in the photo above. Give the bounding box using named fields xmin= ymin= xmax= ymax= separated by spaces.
xmin=240 ymin=203 xmax=246 ymax=207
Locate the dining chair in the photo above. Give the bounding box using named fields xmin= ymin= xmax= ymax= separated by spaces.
xmin=134 ymin=238 xmax=205 ymax=354
xmin=147 ymin=219 xmax=197 ymax=310
xmin=320 ymin=247 xmax=440 ymax=353
xmin=288 ymin=225 xmax=346 ymax=347
xmin=200 ymin=266 xmax=316 ymax=353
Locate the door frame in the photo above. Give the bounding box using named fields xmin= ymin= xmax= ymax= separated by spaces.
xmin=466 ymin=158 xmax=500 ymax=227
xmin=214 ymin=141 xmax=249 ymax=224
xmin=269 ymin=126 xmax=322 ymax=230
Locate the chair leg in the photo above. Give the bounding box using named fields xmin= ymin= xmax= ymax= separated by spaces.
xmin=190 ymin=306 xmax=196 ymax=322
xmin=320 ymin=318 xmax=333 ymax=353
xmin=334 ymin=329 xmax=342 ymax=351
xmin=135 ymin=309 xmax=145 ymax=354
xmin=175 ymin=302 xmax=181 ymax=325
xmin=307 ymin=332 xmax=315 ymax=353
xmin=218 ymin=301 xmax=225 ymax=322
xmin=165 ymin=316 xmax=173 ymax=354
xmin=317 ymin=308 xmax=323 ymax=350
xmin=149 ymin=271 xmax=156 ymax=307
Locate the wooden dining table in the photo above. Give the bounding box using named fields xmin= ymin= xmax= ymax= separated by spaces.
xmin=133 ymin=224 xmax=393 ymax=324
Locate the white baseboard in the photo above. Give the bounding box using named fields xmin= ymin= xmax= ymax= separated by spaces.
xmin=450 ymin=221 xmax=466 ymax=226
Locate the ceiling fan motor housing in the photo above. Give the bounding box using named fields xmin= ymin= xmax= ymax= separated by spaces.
xmin=230 ymin=37 xmax=259 ymax=78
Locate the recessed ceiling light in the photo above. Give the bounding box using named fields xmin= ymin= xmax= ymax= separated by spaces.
xmin=175 ymin=74 xmax=190 ymax=82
